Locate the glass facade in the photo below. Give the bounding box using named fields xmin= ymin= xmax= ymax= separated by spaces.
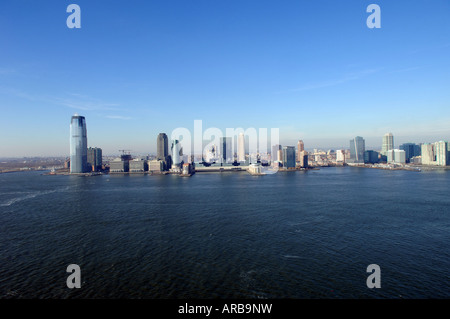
xmin=349 ymin=136 xmax=365 ymax=163
xmin=70 ymin=114 xmax=88 ymax=173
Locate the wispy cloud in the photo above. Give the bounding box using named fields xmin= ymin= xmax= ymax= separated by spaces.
xmin=106 ymin=115 xmax=132 ymax=120
xmin=0 ymin=86 xmax=121 ymax=112
xmin=290 ymin=68 xmax=382 ymax=92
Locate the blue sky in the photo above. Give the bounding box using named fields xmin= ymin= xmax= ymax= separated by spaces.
xmin=1 ymin=0 xmax=450 ymax=156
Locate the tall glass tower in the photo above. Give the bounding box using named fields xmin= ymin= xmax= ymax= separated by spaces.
xmin=157 ymin=133 xmax=169 ymax=161
xmin=70 ymin=114 xmax=88 ymax=173
xmin=381 ymin=133 xmax=394 ymax=156
xmin=349 ymin=136 xmax=365 ymax=163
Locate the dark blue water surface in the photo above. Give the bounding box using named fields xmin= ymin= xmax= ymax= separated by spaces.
xmin=0 ymin=167 xmax=449 ymax=298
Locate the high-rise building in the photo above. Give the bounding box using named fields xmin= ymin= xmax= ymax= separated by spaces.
xmin=238 ymin=133 xmax=245 ymax=162
xmin=299 ymin=150 xmax=308 ymax=168
xmin=271 ymin=144 xmax=281 ymax=162
xmin=434 ymin=141 xmax=448 ymax=166
xmin=297 ymin=140 xmax=304 ymax=161
xmin=399 ymin=143 xmax=420 ymax=163
xmin=282 ymin=146 xmax=296 ymax=169
xmin=171 ymin=139 xmax=182 ymax=167
xmin=70 ymin=114 xmax=88 ymax=173
xmin=157 ymin=133 xmax=169 ymax=160
xmin=364 ymin=150 xmax=379 ymax=164
xmin=87 ymin=147 xmax=102 ymax=172
xmin=381 ymin=133 xmax=394 ymax=156
xmin=421 ymin=144 xmax=435 ymax=165
xmin=220 ymin=137 xmax=233 ymax=163
xmin=349 ymin=136 xmax=365 ymax=163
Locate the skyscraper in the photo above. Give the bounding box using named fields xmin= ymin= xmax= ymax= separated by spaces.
xmin=399 ymin=143 xmax=420 ymax=163
xmin=381 ymin=133 xmax=394 ymax=156
xmin=349 ymin=136 xmax=365 ymax=163
xmin=87 ymin=147 xmax=102 ymax=172
xmin=157 ymin=133 xmax=169 ymax=160
xmin=220 ymin=137 xmax=232 ymax=163
xmin=421 ymin=143 xmax=435 ymax=165
xmin=297 ymin=140 xmax=304 ymax=162
xmin=434 ymin=141 xmax=448 ymax=166
xmin=271 ymin=144 xmax=281 ymax=162
xmin=282 ymin=146 xmax=296 ymax=169
xmin=70 ymin=114 xmax=88 ymax=173
xmin=171 ymin=139 xmax=182 ymax=166
xmin=238 ymin=133 xmax=245 ymax=162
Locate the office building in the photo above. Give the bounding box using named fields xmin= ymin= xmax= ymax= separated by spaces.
xmin=349 ymin=136 xmax=365 ymax=163
xmin=421 ymin=144 xmax=435 ymax=165
xmin=110 ymin=158 xmax=129 ymax=172
xmin=364 ymin=150 xmax=379 ymax=164
xmin=282 ymin=146 xmax=296 ymax=169
xmin=271 ymin=144 xmax=281 ymax=162
xmin=381 ymin=133 xmax=394 ymax=156
xmin=148 ymin=159 xmax=164 ymax=173
xmin=399 ymin=143 xmax=420 ymax=163
xmin=70 ymin=114 xmax=88 ymax=173
xmin=171 ymin=139 xmax=182 ymax=169
xmin=299 ymin=151 xmax=308 ymax=168
xmin=434 ymin=141 xmax=449 ymax=166
xmin=129 ymin=158 xmax=148 ymax=172
xmin=87 ymin=147 xmax=102 ymax=172
xmin=220 ymin=137 xmax=233 ymax=163
xmin=297 ymin=140 xmax=304 ymax=161
xmin=238 ymin=133 xmax=245 ymax=162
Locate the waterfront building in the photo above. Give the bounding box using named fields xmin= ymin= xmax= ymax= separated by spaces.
xmin=87 ymin=147 xmax=102 ymax=172
xmin=110 ymin=158 xmax=129 ymax=172
xmin=148 ymin=159 xmax=164 ymax=173
xmin=238 ymin=133 xmax=245 ymax=162
xmin=399 ymin=143 xmax=420 ymax=163
xmin=129 ymin=158 xmax=148 ymax=172
xmin=271 ymin=144 xmax=281 ymax=162
xmin=381 ymin=133 xmax=394 ymax=156
xmin=349 ymin=136 xmax=365 ymax=163
xmin=282 ymin=146 xmax=296 ymax=169
xmin=336 ymin=150 xmax=345 ymax=163
xmin=434 ymin=141 xmax=449 ymax=166
xmin=394 ymin=149 xmax=406 ymax=164
xmin=297 ymin=140 xmax=304 ymax=161
xmin=364 ymin=150 xmax=379 ymax=164
xmin=70 ymin=114 xmax=88 ymax=173
xmin=220 ymin=137 xmax=233 ymax=163
xmin=421 ymin=144 xmax=435 ymax=165
xmin=171 ymin=139 xmax=182 ymax=170
xmin=157 ymin=133 xmax=170 ymax=170
xmin=299 ymin=151 xmax=308 ymax=168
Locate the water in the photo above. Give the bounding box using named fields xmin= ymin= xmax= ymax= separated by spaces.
xmin=0 ymin=167 xmax=449 ymax=298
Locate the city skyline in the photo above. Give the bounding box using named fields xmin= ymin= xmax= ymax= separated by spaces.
xmin=1 ymin=1 xmax=450 ymax=156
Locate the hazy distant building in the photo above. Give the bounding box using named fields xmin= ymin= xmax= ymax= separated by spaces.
xmin=238 ymin=133 xmax=245 ymax=162
xmin=381 ymin=133 xmax=394 ymax=156
xmin=70 ymin=114 xmax=88 ymax=173
xmin=336 ymin=150 xmax=345 ymax=163
xmin=282 ymin=146 xmax=296 ymax=169
xmin=349 ymin=136 xmax=365 ymax=163
xmin=297 ymin=140 xmax=304 ymax=162
xmin=87 ymin=147 xmax=102 ymax=172
xmin=271 ymin=144 xmax=281 ymax=162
